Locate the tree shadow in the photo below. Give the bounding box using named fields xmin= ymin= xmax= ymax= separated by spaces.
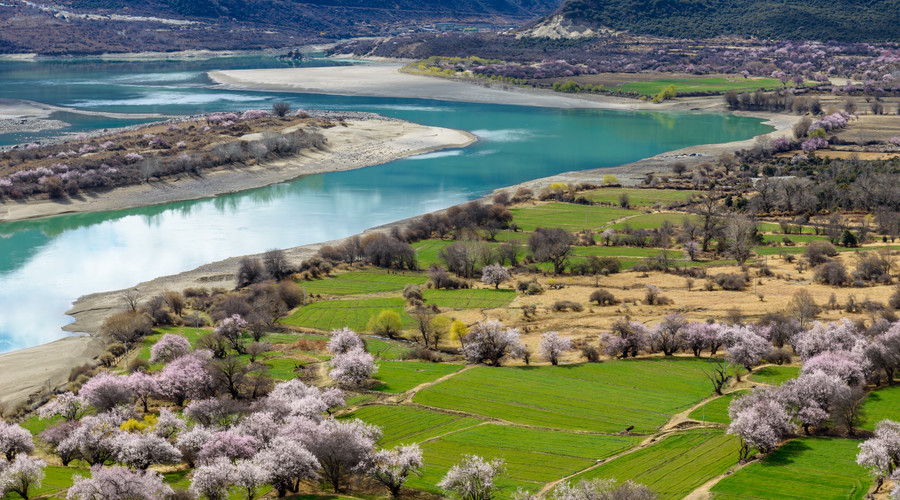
xmin=760 ymin=439 xmax=813 ymax=467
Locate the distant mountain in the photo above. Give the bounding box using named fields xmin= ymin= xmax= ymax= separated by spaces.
xmin=63 ymin=0 xmax=561 ymax=24
xmin=550 ymin=0 xmax=900 ymax=42
xmin=0 ymin=0 xmax=561 ymax=55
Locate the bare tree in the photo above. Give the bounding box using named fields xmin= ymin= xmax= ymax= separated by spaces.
xmin=726 ymin=215 xmax=757 ymax=264
xmin=272 ymin=102 xmax=291 ymax=117
xmin=263 ymin=249 xmax=292 ymax=281
xmin=528 ymin=227 xmax=575 ymax=274
xmin=692 ymin=192 xmax=724 ymax=252
xmin=121 ymin=289 xmax=141 ymax=312
xmin=788 ymin=289 xmax=819 ymax=327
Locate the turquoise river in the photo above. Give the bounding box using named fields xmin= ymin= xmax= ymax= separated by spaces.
xmin=0 ymin=56 xmax=772 ymax=352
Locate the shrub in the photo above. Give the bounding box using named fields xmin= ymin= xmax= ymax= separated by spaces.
xmin=516 ymin=279 xmax=543 ymax=295
xmin=805 ymin=241 xmax=837 ymax=265
xmin=551 ymin=300 xmax=583 ymax=312
xmin=367 ymin=310 xmax=404 ymax=339
xmin=580 ymin=344 xmax=600 ymax=362
xmin=855 ymin=253 xmax=892 ymax=282
xmin=402 ymin=284 xmax=424 ymax=304
xmin=765 ymin=348 xmax=792 ymax=365
xmin=589 ymin=289 xmax=619 ymax=306
xmin=713 ymin=273 xmax=747 ymax=291
xmin=644 ymin=285 xmax=673 ymax=305
xmin=814 ymin=260 xmax=849 ymax=286
xmin=400 ymin=347 xmax=443 ymax=362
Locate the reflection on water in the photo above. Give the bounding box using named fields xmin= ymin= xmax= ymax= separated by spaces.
xmin=0 ymin=58 xmax=773 ymax=353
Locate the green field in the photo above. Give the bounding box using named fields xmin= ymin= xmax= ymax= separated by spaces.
xmin=278 ymin=298 xmax=412 ymax=331
xmin=574 ymin=430 xmax=740 ymax=499
xmin=749 ymin=365 xmax=800 ymax=385
xmin=423 ymin=288 xmax=516 ymax=308
xmin=509 ymin=203 xmax=637 ymax=233
xmin=574 ymin=245 xmax=668 ymax=258
xmin=373 ymin=361 xmax=464 ymax=393
xmin=710 ymin=438 xmax=871 ymax=499
xmin=860 ymin=385 xmax=900 ymax=430
xmin=583 ymin=188 xmax=699 ymax=207
xmin=346 ymin=405 xmax=483 ymax=448
xmin=300 ymin=270 xmax=427 ymax=296
xmin=689 ymin=390 xmax=747 ymax=424
xmin=610 ymin=213 xmax=699 ymax=230
xmin=414 ymin=359 xmax=717 ymax=434
xmin=363 ymin=336 xmax=409 ymax=360
xmin=411 ymin=424 xmax=641 ymax=495
xmin=606 ymin=77 xmax=787 ymax=96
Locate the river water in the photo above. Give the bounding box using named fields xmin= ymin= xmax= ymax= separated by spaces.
xmin=0 ymin=55 xmax=771 ymax=353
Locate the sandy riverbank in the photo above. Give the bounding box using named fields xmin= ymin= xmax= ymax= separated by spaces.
xmin=0 ymin=98 xmax=168 ymax=139
xmin=209 ymin=63 xmax=740 ymax=113
xmin=0 ymin=118 xmax=476 ymax=222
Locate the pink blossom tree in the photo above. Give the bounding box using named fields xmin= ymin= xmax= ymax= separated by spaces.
xmin=262 ymin=379 xmax=341 ymax=421
xmin=0 ymin=455 xmax=45 ymax=500
xmin=722 ymin=326 xmax=771 ymax=375
xmin=149 ymin=333 xmax=191 ymax=364
xmin=0 ymin=421 xmax=34 ymax=461
xmin=794 ymin=319 xmax=862 ymax=361
xmin=680 ymin=322 xmax=718 ymax=356
xmin=215 ymin=314 xmax=249 ymax=354
xmin=727 ymin=393 xmax=792 ymax=459
xmin=67 ymin=465 xmax=172 ymax=500
xmin=368 ymin=444 xmax=424 ymax=498
xmin=253 ymin=437 xmax=320 ymax=497
xmin=329 ymin=348 xmax=378 ymax=386
xmin=461 ymin=320 xmax=526 ymax=366
xmin=438 ymin=454 xmax=506 ymax=500
xmin=602 ymin=320 xmax=649 ymax=359
xmin=549 ymin=478 xmax=655 ymax=500
xmin=151 ymin=408 xmax=186 ymax=441
xmin=157 ymin=352 xmax=212 ymax=406
xmin=38 ymin=392 xmax=86 ymax=421
xmin=113 ymin=433 xmax=181 ymax=470
xmin=481 ymin=263 xmax=510 ymax=289
xmin=175 ymin=425 xmax=214 ymax=467
xmin=78 ymin=372 xmax=134 ymax=412
xmin=57 ymin=413 xmax=124 ymax=466
xmin=649 ymin=313 xmax=687 ymax=356
xmin=235 ymin=412 xmax=280 ymax=446
xmin=127 ymin=371 xmax=158 ymax=413
xmin=781 ymin=371 xmax=846 ymax=434
xmin=197 ymin=430 xmax=259 ymax=464
xmin=802 ymin=350 xmax=867 ymax=386
xmin=857 ymin=419 xmax=900 ymax=492
xmin=39 ymin=421 xmax=80 ymax=466
xmin=233 ymin=459 xmax=271 ymax=500
xmin=190 ymin=457 xmax=235 ymax=500
xmin=538 ymin=332 xmax=573 ymax=365
xmin=327 ymin=328 xmax=364 ymax=355
xmin=304 ymin=418 xmax=381 ymax=492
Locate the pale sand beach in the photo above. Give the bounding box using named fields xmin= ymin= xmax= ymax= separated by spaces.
xmin=0 ymin=118 xmax=476 ymax=222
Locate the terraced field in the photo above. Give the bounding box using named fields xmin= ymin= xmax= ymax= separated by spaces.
xmin=278 ymin=298 xmax=412 ymax=331
xmin=411 ymin=424 xmax=641 ymax=495
xmin=610 ymin=213 xmax=699 ymax=230
xmin=301 ymin=270 xmax=427 ymax=295
xmin=582 ymin=188 xmax=699 ymax=207
xmin=372 ymin=361 xmax=464 ymax=393
xmin=346 ymin=405 xmax=483 ymax=448
xmin=859 ymin=384 xmax=900 ymax=430
xmin=710 ymin=438 xmax=871 ymax=499
xmin=574 ymin=430 xmax=741 ymax=499
xmin=509 ymin=203 xmax=637 ymax=233
xmin=689 ymin=390 xmax=747 ymax=424
xmin=423 ymin=289 xmax=516 ymax=308
xmin=413 ymin=359 xmax=715 ymax=433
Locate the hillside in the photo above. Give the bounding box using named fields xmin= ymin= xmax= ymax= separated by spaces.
xmin=0 ymin=0 xmax=562 ymax=55
xmin=551 ymin=0 xmax=900 ymax=41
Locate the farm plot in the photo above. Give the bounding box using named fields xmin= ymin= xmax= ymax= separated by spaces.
xmin=689 ymin=390 xmax=747 ymax=424
xmin=409 ymin=424 xmax=641 ymax=496
xmin=574 ymin=430 xmax=740 ymax=500
xmin=373 ymin=361 xmax=464 ymax=393
xmin=710 ymin=437 xmax=871 ymax=499
xmin=363 ymin=336 xmax=409 ymax=360
xmin=748 ymin=365 xmax=800 ymax=385
xmin=582 ymin=188 xmax=699 ymax=207
xmin=509 ymin=204 xmax=637 ymax=233
xmin=423 ymin=289 xmax=516 ymax=309
xmin=300 ymin=270 xmax=427 ymax=296
xmin=860 ymin=385 xmax=900 ymax=430
xmin=278 ymin=298 xmax=412 ymax=332
xmin=610 ymin=213 xmax=699 ymax=230
xmin=605 ymin=77 xmax=787 ymax=96
xmin=413 ymin=359 xmax=715 ymax=433
xmin=346 ymin=405 xmax=483 ymax=448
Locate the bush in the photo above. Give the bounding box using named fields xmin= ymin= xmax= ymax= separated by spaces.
xmin=644 ymin=284 xmax=673 ymax=305
xmin=516 ymin=279 xmax=543 ymax=295
xmin=814 ymin=260 xmax=849 ymax=286
xmin=804 ymin=241 xmax=837 ymax=265
xmin=272 ymin=102 xmax=291 ymax=117
xmin=101 ymin=311 xmax=153 ymax=345
xmin=551 ymin=300 xmax=584 ymax=312
xmin=402 ymin=284 xmax=424 ymax=304
xmin=400 ymin=347 xmax=443 ymax=362
xmin=367 ymin=310 xmax=404 ymax=339
xmin=589 ymin=289 xmax=619 ymax=306
xmin=855 ymin=253 xmax=892 ymax=283
xmin=889 ymin=286 xmax=900 ymax=310
xmin=713 ymin=273 xmax=747 ymax=291
xmin=127 ymin=357 xmax=150 ymax=373
xmin=580 ymin=345 xmax=600 ymax=362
